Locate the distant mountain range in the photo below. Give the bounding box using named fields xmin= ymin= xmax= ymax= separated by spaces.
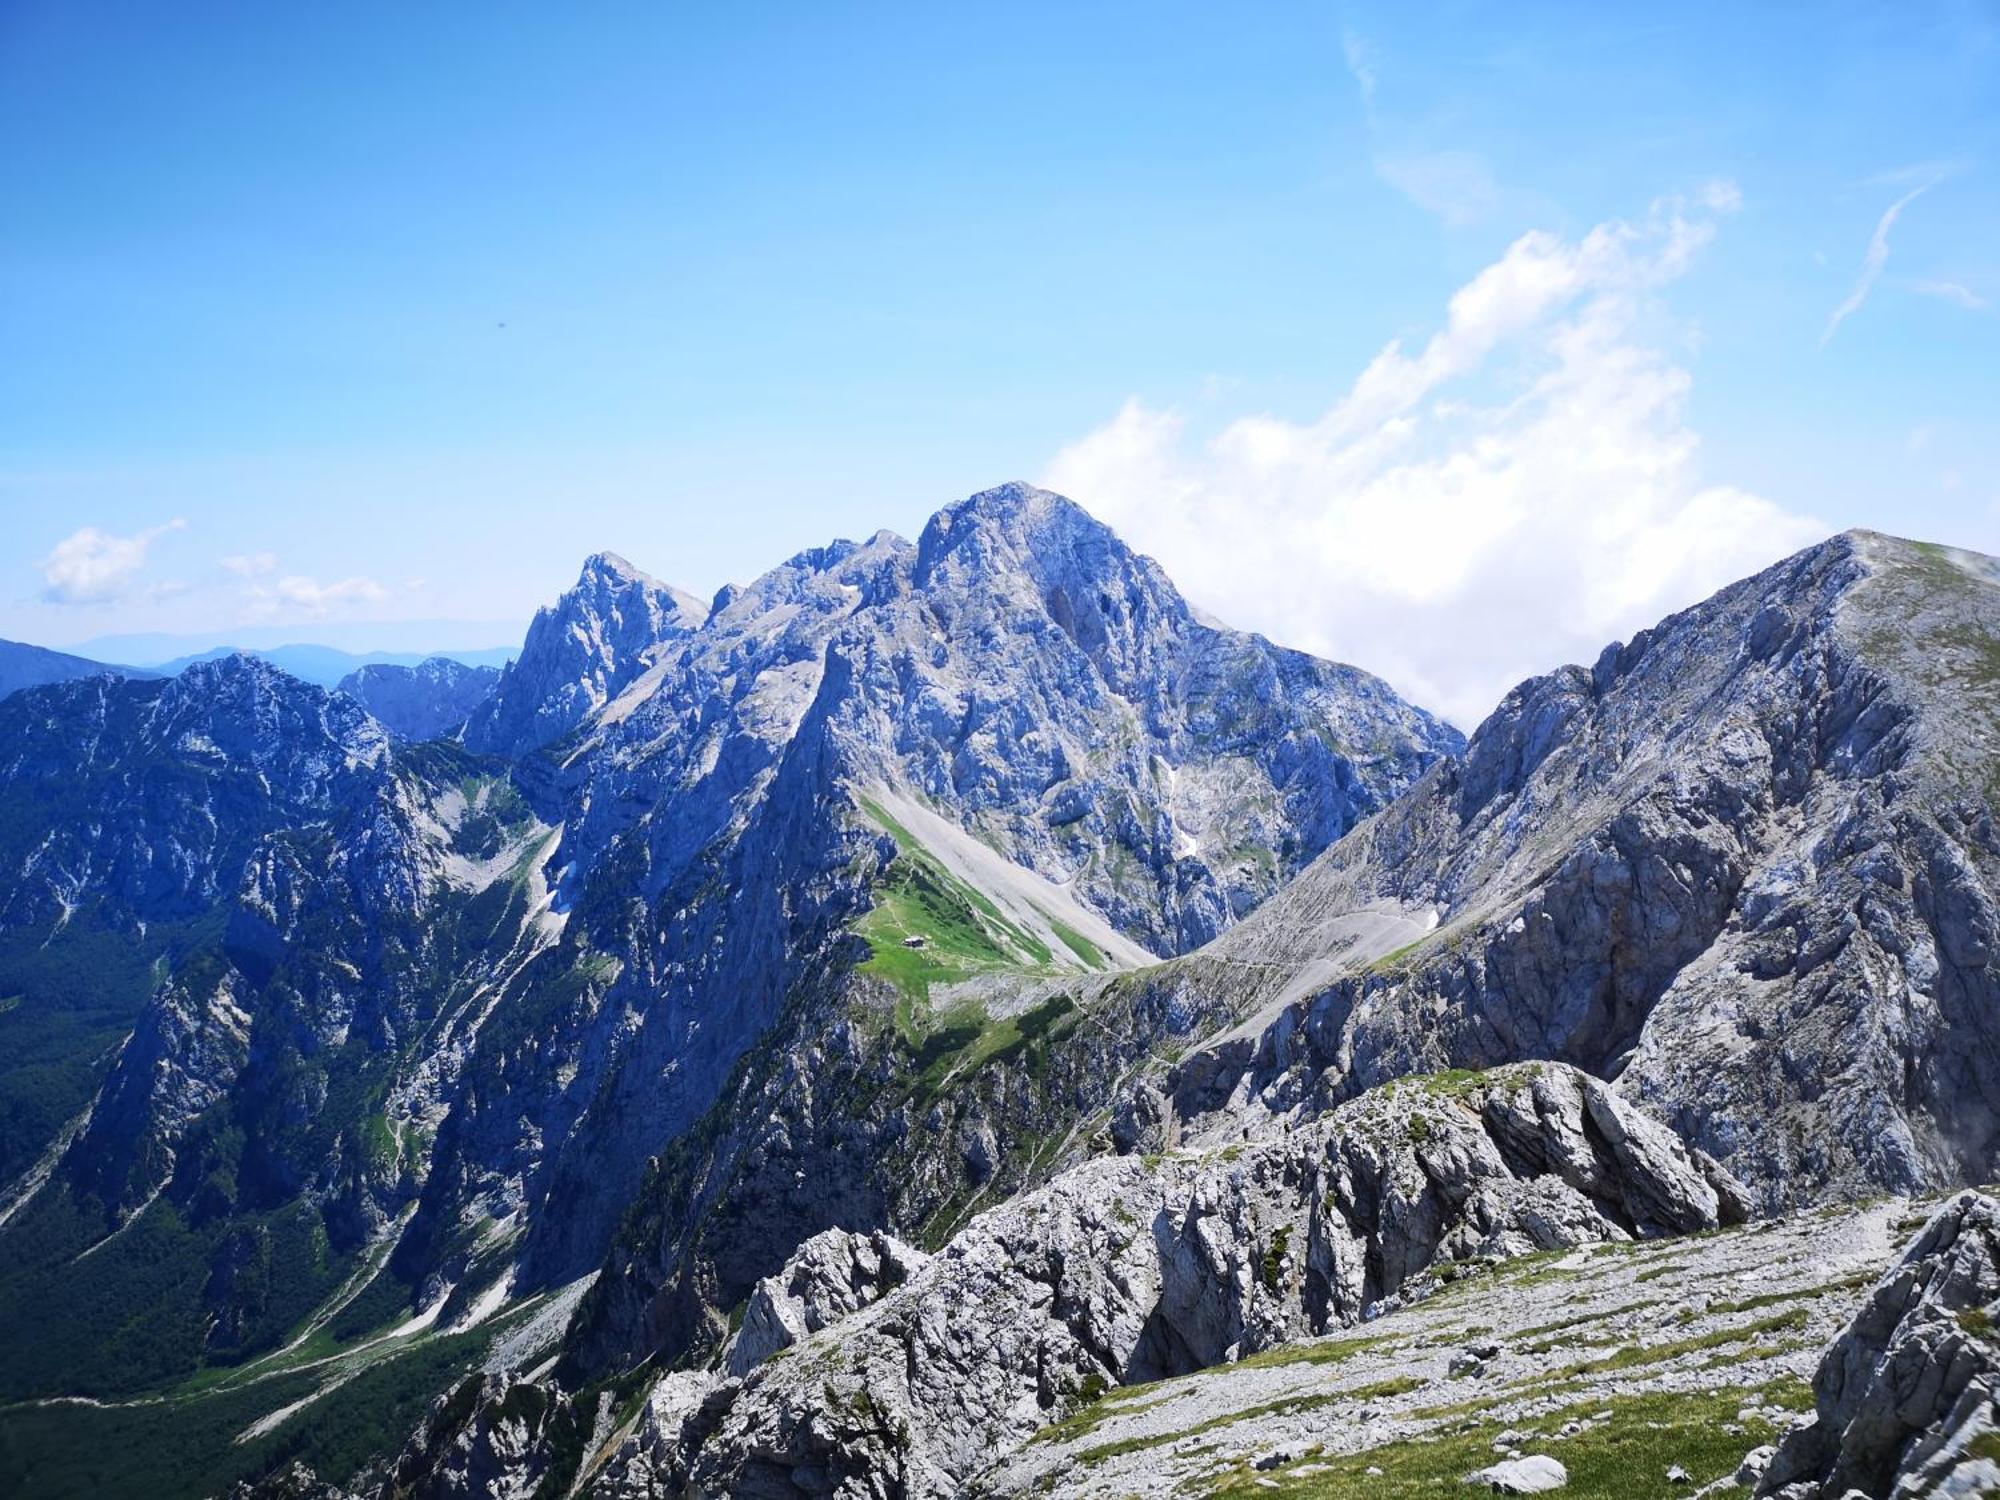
xmin=0 ymin=638 xmax=516 ymax=699
xmin=147 ymin=642 xmax=515 ymax=688
xmin=0 ymin=638 xmax=158 ymax=699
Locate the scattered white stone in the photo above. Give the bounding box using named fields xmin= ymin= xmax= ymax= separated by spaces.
xmin=1466 ymin=1454 xmax=1568 ymax=1493
xmin=1735 ymin=1445 xmax=1776 ymax=1485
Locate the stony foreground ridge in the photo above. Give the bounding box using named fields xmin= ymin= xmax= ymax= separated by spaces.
xmin=565 ymin=1062 xmax=1743 ymax=1498
xmin=1760 ymin=1190 xmax=2000 ymax=1499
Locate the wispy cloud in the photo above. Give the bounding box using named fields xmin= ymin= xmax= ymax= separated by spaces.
xmin=38 ymin=519 xmax=186 ymax=605
xmin=1043 ymin=189 xmax=1823 ymax=729
xmin=1905 ymin=277 xmax=1989 ymax=312
xmin=1340 ymin=27 xmax=1501 ymax=229
xmin=1821 ymin=177 xmax=1940 ymax=346
xmin=1341 ymin=29 xmax=1379 ymax=114
xmin=223 ymin=551 xmax=387 ymax=617
xmin=1374 ymin=152 xmax=1502 ymax=229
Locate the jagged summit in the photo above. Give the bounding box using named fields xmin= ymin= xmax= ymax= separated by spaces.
xmin=462 ymin=548 xmax=706 ymax=756
xmin=577 ymin=548 xmax=643 ymax=580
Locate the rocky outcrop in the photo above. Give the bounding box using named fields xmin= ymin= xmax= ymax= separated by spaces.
xmin=385 ymin=1374 xmax=583 ymax=1500
xmin=723 ymin=1228 xmax=928 ymax=1377
xmin=337 ymin=657 xmax=501 ymax=741
xmin=597 ymin=1063 xmax=1742 ymax=1499
xmin=1759 ymin=1190 xmax=2000 ymax=1499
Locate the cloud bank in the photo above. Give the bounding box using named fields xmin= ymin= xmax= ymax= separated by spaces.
xmin=1043 ymin=192 xmax=1825 ymax=729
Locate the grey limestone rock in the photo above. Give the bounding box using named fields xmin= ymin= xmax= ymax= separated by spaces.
xmin=722 ymin=1227 xmax=928 ymax=1377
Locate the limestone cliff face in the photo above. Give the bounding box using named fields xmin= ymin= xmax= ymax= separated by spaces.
xmin=414 ymin=483 xmax=1459 ymax=1302
xmin=462 ymin=551 xmax=707 ymax=758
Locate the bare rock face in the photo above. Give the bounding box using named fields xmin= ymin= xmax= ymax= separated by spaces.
xmin=1471 ymin=1454 xmax=1569 ymax=1493
xmin=386 ymin=1374 xmax=583 ymax=1500
xmin=1759 ymin=1190 xmax=2000 ymax=1500
xmin=598 ymin=1062 xmax=1741 ymax=1499
xmin=723 ymin=1227 xmax=928 ymax=1376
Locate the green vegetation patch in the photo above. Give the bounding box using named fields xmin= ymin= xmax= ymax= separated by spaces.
xmin=0 ymin=1314 xmax=508 ymax=1500
xmin=907 ymin=994 xmax=1080 ymax=1106
xmin=855 ymin=795 xmax=1064 ymax=1002
xmin=1204 ymin=1381 xmax=1810 ymax=1498
xmin=1549 ymin=1306 xmax=1811 ymax=1378
xmin=1048 ymin=919 xmax=1107 ymax=969
xmin=1232 ymin=1332 xmax=1387 ymax=1374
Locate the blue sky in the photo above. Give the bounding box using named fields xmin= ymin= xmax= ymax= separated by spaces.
xmin=2 ymin=2 xmax=1994 ymax=722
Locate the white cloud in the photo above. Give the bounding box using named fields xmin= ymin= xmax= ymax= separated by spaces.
xmin=1341 ymin=29 xmax=1379 ymax=113
xmin=1042 ymin=190 xmax=1826 ymax=729
xmin=1700 ymin=180 xmax=1744 ymax=214
xmin=38 ymin=519 xmax=186 ymax=605
xmin=220 ymin=551 xmax=387 ymax=617
xmin=1822 ymin=179 xmax=1937 ymax=346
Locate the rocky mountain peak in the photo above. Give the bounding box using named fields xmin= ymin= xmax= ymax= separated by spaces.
xmin=914 ymin=481 xmax=1141 ymax=593
xmin=463 ymin=550 xmax=706 ymax=756
xmin=151 ymin=651 xmax=391 ymax=769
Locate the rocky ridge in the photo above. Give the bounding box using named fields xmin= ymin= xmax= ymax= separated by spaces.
xmin=1759 ymin=1189 xmax=2000 ymax=1499
xmin=584 ymin=1062 xmax=1745 ymax=1498
xmin=1140 ymin=532 xmax=2000 ymax=1212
